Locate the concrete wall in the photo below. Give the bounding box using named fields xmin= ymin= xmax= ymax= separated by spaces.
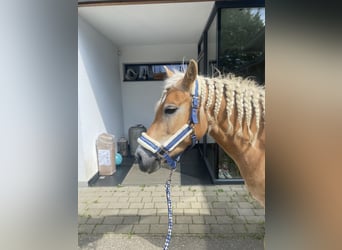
xmin=78 ymin=16 xmax=124 ymax=184
xmin=119 ymin=43 xmax=197 ymax=138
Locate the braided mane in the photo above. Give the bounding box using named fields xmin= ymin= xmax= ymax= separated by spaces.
xmin=165 ymin=72 xmax=265 ymax=145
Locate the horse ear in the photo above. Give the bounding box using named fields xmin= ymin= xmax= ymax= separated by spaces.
xmin=163 ymin=66 xmax=174 ymax=78
xmin=182 ymin=59 xmax=198 ymax=90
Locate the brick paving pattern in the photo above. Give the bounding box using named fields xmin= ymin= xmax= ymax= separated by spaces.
xmin=78 ymin=185 xmax=265 ymax=238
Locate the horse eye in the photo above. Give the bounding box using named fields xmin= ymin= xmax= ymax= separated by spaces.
xmin=164 ymin=106 xmax=178 ymax=115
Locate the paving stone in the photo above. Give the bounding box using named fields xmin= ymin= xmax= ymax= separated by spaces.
xmin=85 ymin=209 xmax=102 ymax=216
xmin=119 ymin=208 xmax=138 ymax=215
xmin=175 ymin=215 xmax=192 ymax=224
xmin=138 ymin=209 xmax=157 ymax=215
xmin=204 ymin=216 xmax=217 ymax=224
xmin=232 ymin=224 xmax=247 ymax=233
xmin=114 ymin=225 xmax=133 ymax=233
xmin=245 ymin=215 xmax=265 ymax=224
xmin=139 ymin=216 xmax=159 ymax=224
xmin=238 ymin=208 xmax=255 ymax=216
xmin=254 ymin=209 xmax=265 ymax=216
xmin=196 ymin=196 xmax=207 ymax=202
xmin=190 ymin=202 xmax=202 ymax=209
xmin=154 ymin=202 xmax=167 ymax=209
xmin=157 ymin=208 xmax=168 ymax=215
xmin=183 ymin=208 xmax=199 ymax=215
xmin=159 ymin=216 xmax=168 ymax=224
xmin=233 ymin=215 xmax=248 ymax=224
xmin=79 ymin=224 xmax=95 ymax=234
xmin=150 ymin=224 xmax=168 ymax=234
xmin=173 ymin=208 xmax=184 ymax=215
xmin=212 ymin=201 xmax=228 ymax=208
xmin=128 ymin=197 xmax=142 ymax=203
xmin=226 ymin=202 xmax=239 ymax=208
xmin=198 ymin=208 xmax=211 ymax=215
xmin=238 ymin=202 xmax=254 ymax=209
xmin=78 ymin=185 xmax=265 ymax=238
xmin=78 ymin=216 xmax=88 ymax=224
xmin=108 ymin=202 xmax=129 ymax=209
xmin=210 ymin=224 xmax=233 ymax=234
xmin=100 ymin=209 xmax=120 ymax=216
xmin=128 ymin=192 xmax=139 ymax=197
xmin=122 ymin=216 xmax=140 ymax=225
xmin=132 ymin=224 xmax=150 ymax=234
xmin=192 ymin=216 xmax=205 ymax=224
xmin=216 ymin=215 xmax=233 ymax=224
xmin=86 ymin=217 xmax=104 ymax=225
xmin=103 ymin=216 xmax=124 ymax=224
xmin=142 ymin=197 xmax=153 ymax=202
xmin=143 ymin=203 xmax=154 ymax=209
xmin=118 ymin=197 xmax=129 ymax=202
xmin=189 ymin=224 xmax=210 ymax=234
xmin=176 ymin=202 xmax=191 ymax=209
xmin=226 ymin=208 xmax=239 ymax=217
xmin=93 ymin=224 xmax=114 ymax=234
xmin=217 ymin=196 xmax=232 ymax=201
xmin=173 ymin=224 xmax=189 ymax=234
xmin=129 ymin=202 xmax=144 ymax=209
xmin=210 ymin=208 xmax=226 ymax=216
xmin=153 ymin=197 xmax=166 ymax=202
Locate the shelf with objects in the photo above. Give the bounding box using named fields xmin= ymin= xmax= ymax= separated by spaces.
xmin=198 ymin=1 xmax=265 ymax=184
xmin=123 ymin=62 xmax=188 ymax=82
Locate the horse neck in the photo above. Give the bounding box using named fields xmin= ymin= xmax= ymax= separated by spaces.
xmin=198 ymin=75 xmax=265 ymax=161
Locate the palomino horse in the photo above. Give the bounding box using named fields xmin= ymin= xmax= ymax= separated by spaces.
xmin=135 ymin=59 xmax=265 ymax=207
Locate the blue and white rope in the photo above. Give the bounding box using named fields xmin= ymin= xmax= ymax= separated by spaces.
xmin=163 ymin=170 xmax=174 ymax=250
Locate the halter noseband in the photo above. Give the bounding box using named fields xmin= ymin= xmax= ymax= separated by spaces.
xmin=137 ymin=79 xmax=200 ymax=169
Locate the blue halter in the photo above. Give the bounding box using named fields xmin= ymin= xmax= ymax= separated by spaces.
xmin=137 ymin=79 xmax=200 ymax=169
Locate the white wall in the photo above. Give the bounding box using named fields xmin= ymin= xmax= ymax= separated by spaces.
xmin=119 ymin=43 xmax=197 ymax=138
xmin=78 ymin=16 xmax=124 ymax=184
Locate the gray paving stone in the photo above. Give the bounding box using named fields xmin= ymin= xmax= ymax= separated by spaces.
xmin=192 ymin=216 xmax=205 ymax=224
xmin=79 ymin=224 xmax=95 ymax=234
xmin=238 ymin=208 xmax=255 ymax=216
xmin=232 ymin=224 xmax=247 ymax=233
xmin=175 ymin=215 xmax=192 ymax=224
xmin=150 ymin=224 xmax=168 ymax=234
xmin=204 ymin=215 xmax=217 ymax=224
xmin=132 ymin=224 xmax=150 ymax=234
xmin=103 ymin=216 xmax=124 ymax=224
xmin=173 ymin=224 xmax=189 ymax=234
xmin=210 ymin=224 xmax=233 ymax=234
xmin=114 ymin=225 xmax=133 ymax=233
xmin=210 ymin=208 xmax=226 ymax=215
xmin=139 ymin=216 xmax=159 ymax=224
xmin=93 ymin=225 xmax=114 ymax=234
xmin=189 ymin=224 xmax=211 ymax=234
xmin=86 ymin=217 xmax=104 ymax=225
xmin=122 ymin=216 xmax=140 ymax=225
xmin=216 ymin=215 xmax=233 ymax=224
xmin=78 ymin=184 xmax=265 ymax=239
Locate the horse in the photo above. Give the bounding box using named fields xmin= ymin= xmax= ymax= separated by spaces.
xmin=135 ymin=59 xmax=265 ymax=207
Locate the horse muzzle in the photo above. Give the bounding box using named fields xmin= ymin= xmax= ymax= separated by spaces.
xmin=135 ymin=145 xmax=161 ymax=174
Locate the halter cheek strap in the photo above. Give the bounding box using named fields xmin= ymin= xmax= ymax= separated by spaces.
xmin=137 ymin=79 xmax=200 ymax=169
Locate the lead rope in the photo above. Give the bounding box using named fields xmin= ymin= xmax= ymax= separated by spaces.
xmin=163 ymin=169 xmax=175 ymax=250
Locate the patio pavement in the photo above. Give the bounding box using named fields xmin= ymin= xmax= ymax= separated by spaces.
xmin=78 ymin=184 xmax=265 ymax=249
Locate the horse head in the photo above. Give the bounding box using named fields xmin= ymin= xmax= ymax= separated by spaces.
xmin=135 ymin=59 xmax=208 ymax=173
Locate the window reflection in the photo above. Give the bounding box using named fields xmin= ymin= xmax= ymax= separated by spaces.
xmin=219 ymin=8 xmax=265 ymax=84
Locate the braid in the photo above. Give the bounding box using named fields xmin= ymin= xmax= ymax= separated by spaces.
xmin=214 ymin=80 xmax=224 ymax=120
xmin=244 ymin=87 xmax=253 ymax=142
xmin=235 ymin=78 xmax=245 ymax=137
xmin=224 ymin=81 xmax=235 ymax=133
xmin=206 ymin=79 xmax=215 ymax=122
